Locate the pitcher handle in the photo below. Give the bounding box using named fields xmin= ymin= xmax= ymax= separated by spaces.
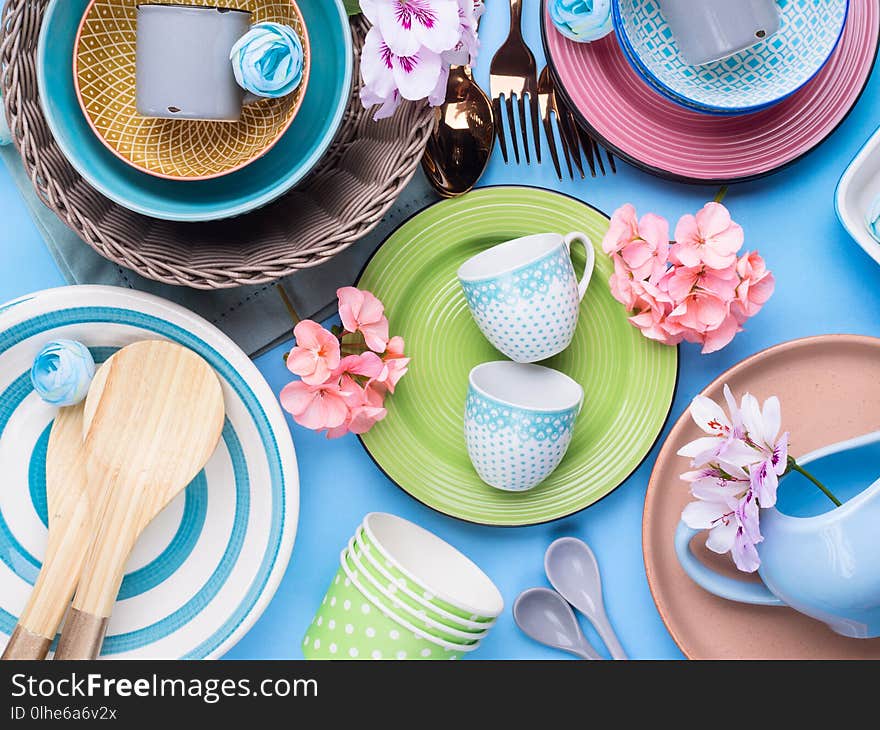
xmin=674 ymin=522 xmax=784 ymax=606
xmin=564 ymin=232 xmax=596 ymax=302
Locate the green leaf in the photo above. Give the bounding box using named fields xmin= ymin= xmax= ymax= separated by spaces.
xmin=343 ymin=0 xmax=361 ymax=15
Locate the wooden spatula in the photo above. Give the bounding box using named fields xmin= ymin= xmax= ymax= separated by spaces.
xmin=1 ymin=403 xmax=92 ymax=660
xmin=53 ymin=340 xmax=225 ymax=660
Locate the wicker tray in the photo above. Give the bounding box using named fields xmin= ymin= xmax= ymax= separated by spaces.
xmin=0 ymin=2 xmax=434 ymax=289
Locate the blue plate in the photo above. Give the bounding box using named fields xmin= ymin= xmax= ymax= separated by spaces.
xmin=612 ymin=0 xmax=848 ymax=115
xmin=38 ymin=0 xmax=353 ymax=221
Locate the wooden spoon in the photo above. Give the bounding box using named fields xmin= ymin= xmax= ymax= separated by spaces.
xmin=54 ymin=340 xmax=224 ymax=659
xmin=1 ymin=403 xmax=91 ymax=659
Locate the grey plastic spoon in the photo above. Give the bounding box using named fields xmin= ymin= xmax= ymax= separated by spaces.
xmin=513 ymin=588 xmax=603 ymax=660
xmin=545 ymin=537 xmax=628 ymax=660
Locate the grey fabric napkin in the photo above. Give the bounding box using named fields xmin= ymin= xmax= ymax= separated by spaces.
xmin=0 ymin=143 xmax=437 ymax=356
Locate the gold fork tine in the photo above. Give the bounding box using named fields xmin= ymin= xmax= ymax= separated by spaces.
xmin=576 ymin=122 xmax=598 ymax=178
xmin=517 ymin=95 xmax=530 ymax=164
xmin=538 ymin=67 xmax=562 ymax=179
xmin=561 ymin=108 xmax=585 ymax=179
xmin=493 ymin=97 xmax=509 ymax=164
xmin=505 ymin=95 xmax=520 ymax=164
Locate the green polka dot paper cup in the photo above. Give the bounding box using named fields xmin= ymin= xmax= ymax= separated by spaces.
xmin=465 ymin=362 xmax=583 ymax=492
xmin=457 ymin=231 xmax=595 ymax=363
xmin=361 ymin=513 xmax=503 ymax=623
xmin=302 ymin=559 xmax=474 ymax=660
xmin=352 ymin=530 xmax=494 ymax=632
xmin=345 ymin=540 xmax=487 ymax=643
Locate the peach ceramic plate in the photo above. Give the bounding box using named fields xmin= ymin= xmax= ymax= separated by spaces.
xmin=542 ymin=0 xmax=878 ymax=183
xmin=74 ymin=0 xmax=310 ymax=181
xmin=644 ymin=335 xmax=880 ymax=659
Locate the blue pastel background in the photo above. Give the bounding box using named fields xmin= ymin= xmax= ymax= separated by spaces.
xmin=1 ymin=0 xmax=879 ymax=659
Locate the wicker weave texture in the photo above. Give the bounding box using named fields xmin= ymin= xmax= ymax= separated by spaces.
xmin=0 ymin=2 xmax=434 ymax=289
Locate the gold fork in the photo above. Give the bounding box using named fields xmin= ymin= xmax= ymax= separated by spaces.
xmin=490 ymin=0 xmax=541 ymax=165
xmin=538 ymin=65 xmax=616 ymax=180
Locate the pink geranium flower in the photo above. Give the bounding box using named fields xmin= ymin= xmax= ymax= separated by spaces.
xmin=602 ymin=204 xmax=669 ymax=282
xmin=279 ymin=287 xmax=408 ymax=439
xmin=375 ymin=335 xmax=410 ymax=394
xmin=732 ymin=251 xmax=775 ymax=323
xmin=604 ymin=201 xmax=772 ymax=356
xmin=279 ymin=380 xmax=350 ymax=430
xmin=672 ymin=202 xmax=744 ymax=269
xmin=286 ymin=320 xmax=341 ymax=386
xmin=337 ymin=286 xmax=390 ymax=353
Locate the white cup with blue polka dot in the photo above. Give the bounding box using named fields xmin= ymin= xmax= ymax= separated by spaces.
xmin=465 ymin=361 xmax=584 ymax=492
xmin=458 ymin=232 xmax=596 ymax=363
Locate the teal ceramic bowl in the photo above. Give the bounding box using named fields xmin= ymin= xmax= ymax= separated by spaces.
xmin=38 ymin=0 xmax=353 ymax=222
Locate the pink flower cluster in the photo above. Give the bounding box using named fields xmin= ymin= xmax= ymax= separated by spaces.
xmin=279 ymin=287 xmax=410 ymax=438
xmin=602 ymin=202 xmax=775 ymax=354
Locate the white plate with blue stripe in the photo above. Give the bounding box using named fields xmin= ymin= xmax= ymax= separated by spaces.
xmin=0 ymin=286 xmax=298 ymax=659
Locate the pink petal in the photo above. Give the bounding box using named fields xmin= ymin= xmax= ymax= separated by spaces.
xmin=337 ymin=287 xmax=364 ymax=333
xmin=296 ymin=387 xmax=349 ymax=430
xmin=286 ymin=347 xmax=317 ymax=377
xmin=279 ymin=381 xmax=318 ymax=417
xmin=638 ymin=212 xmax=669 ymax=250
xmin=674 ymin=213 xmax=701 ymax=247
xmin=361 ymin=318 xmax=390 ymax=353
xmin=700 ymin=314 xmax=740 ymax=354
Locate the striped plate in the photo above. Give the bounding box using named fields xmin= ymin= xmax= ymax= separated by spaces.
xmin=0 ymin=286 xmax=298 ymax=658
xmin=357 ymin=187 xmax=678 ymax=526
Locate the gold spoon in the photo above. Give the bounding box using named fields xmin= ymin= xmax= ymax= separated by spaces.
xmin=421 ymin=64 xmax=495 ymax=198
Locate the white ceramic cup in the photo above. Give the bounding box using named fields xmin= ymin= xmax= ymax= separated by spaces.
xmin=361 ymin=513 xmax=504 ymax=620
xmin=465 ymin=361 xmax=584 ymax=492
xmin=457 ymin=232 xmax=596 ymax=363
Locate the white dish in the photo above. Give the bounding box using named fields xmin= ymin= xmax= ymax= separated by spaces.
xmin=0 ymin=286 xmax=299 ymax=659
xmin=836 ymin=126 xmax=880 ymax=267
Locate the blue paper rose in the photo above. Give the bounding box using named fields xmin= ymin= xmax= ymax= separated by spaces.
xmin=550 ymin=0 xmax=613 ymax=43
xmin=230 ymin=22 xmax=305 ymax=99
xmin=30 ymin=340 xmax=96 ymax=407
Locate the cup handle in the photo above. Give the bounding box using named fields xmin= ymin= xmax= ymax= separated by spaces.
xmin=564 ymin=232 xmax=596 ymax=302
xmin=674 ymin=521 xmax=783 ymax=606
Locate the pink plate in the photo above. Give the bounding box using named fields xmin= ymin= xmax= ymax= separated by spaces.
xmin=543 ymin=0 xmax=879 ymax=183
xmin=644 ymin=335 xmax=880 ymax=659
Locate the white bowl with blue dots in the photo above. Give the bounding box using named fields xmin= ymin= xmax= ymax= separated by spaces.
xmin=465 ymin=362 xmax=584 ymax=492
xmin=458 ymin=232 xmax=595 ymax=363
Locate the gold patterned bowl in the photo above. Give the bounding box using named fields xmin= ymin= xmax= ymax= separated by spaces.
xmin=73 ymin=0 xmax=310 ymax=181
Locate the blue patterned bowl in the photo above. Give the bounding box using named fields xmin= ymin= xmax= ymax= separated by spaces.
xmin=465 ymin=362 xmax=583 ymax=492
xmin=37 ymin=0 xmax=352 ymax=221
xmin=612 ymin=0 xmax=849 ymax=115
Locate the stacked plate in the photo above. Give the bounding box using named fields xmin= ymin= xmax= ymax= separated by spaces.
xmin=542 ymin=0 xmax=877 ymax=183
xmin=1 ymin=0 xmax=433 ymax=287
xmin=302 ymin=514 xmax=503 ymax=659
xmin=41 ymin=0 xmax=352 ymax=222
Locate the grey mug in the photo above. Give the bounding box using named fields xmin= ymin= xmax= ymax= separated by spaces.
xmin=135 ymin=4 xmax=252 ymax=122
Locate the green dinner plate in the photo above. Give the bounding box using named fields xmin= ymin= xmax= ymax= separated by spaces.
xmin=357 ymin=187 xmax=678 ymax=526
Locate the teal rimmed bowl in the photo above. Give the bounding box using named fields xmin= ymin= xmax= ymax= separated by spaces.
xmin=38 ymin=0 xmax=352 ymax=221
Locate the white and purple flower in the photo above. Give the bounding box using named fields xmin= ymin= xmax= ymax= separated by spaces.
xmin=359 ymin=0 xmax=484 ymax=120
xmin=678 ymin=385 xmax=811 ymax=573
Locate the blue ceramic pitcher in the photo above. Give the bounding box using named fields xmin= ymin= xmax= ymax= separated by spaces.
xmin=675 ymin=430 xmax=880 ymax=639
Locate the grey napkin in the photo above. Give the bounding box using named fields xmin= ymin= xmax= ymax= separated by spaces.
xmin=0 ymin=143 xmax=437 ymax=356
